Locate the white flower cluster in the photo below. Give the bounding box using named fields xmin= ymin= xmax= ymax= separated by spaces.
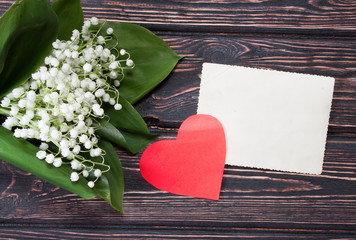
xmin=0 ymin=17 xmax=134 ymax=188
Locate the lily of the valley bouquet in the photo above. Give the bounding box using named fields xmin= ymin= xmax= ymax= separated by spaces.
xmin=0 ymin=0 xmax=181 ymax=212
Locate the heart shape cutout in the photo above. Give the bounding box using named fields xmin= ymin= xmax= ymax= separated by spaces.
xmin=140 ymin=114 xmax=226 ymax=200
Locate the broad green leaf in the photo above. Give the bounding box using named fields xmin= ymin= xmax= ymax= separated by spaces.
xmin=52 ymin=0 xmax=84 ymax=40
xmin=0 ymin=126 xmax=101 ymax=199
xmin=0 ymin=126 xmax=124 ymax=212
xmin=95 ymin=140 xmax=125 ymax=213
xmin=95 ymin=121 xmax=129 ymax=151
xmin=0 ymin=0 xmax=59 ymax=98
xmin=95 ymin=120 xmax=156 ymax=154
xmin=97 ymin=22 xmax=182 ymax=104
xmin=96 ymin=97 xmax=157 ymax=154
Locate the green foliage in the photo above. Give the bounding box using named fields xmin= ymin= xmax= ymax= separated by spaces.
xmin=96 ymin=97 xmax=158 ymax=154
xmin=0 ymin=0 xmax=181 ymax=213
xmin=52 ymin=0 xmax=84 ymax=40
xmin=96 ymin=140 xmax=125 ymax=212
xmin=0 ymin=0 xmax=59 ymax=98
xmin=0 ymin=126 xmax=99 ymax=199
xmin=99 ymin=22 xmax=183 ymax=104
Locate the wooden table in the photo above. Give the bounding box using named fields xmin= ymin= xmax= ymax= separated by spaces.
xmin=1 ymin=0 xmax=356 ymax=238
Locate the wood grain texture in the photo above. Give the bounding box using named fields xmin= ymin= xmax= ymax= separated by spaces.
xmin=79 ymin=0 xmax=356 ymax=35
xmin=0 ymin=228 xmax=355 ymax=239
xmin=1 ymin=0 xmax=356 ymax=238
xmin=3 ymin=0 xmax=356 ymax=34
xmin=0 ymin=228 xmax=356 ymax=240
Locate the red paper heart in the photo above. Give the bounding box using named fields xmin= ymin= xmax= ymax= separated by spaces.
xmin=140 ymin=114 xmax=226 ymax=200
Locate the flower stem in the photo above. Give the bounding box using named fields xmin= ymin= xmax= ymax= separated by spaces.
xmin=0 ymin=107 xmax=10 ymax=116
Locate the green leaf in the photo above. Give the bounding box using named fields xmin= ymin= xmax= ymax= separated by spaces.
xmin=95 ymin=140 xmax=125 ymax=213
xmin=52 ymin=0 xmax=84 ymax=40
xmin=0 ymin=126 xmax=124 ymax=212
xmin=0 ymin=0 xmax=59 ymax=98
xmin=99 ymin=22 xmax=182 ymax=104
xmin=96 ymin=97 xmax=157 ymax=154
xmin=0 ymin=126 xmax=99 ymax=199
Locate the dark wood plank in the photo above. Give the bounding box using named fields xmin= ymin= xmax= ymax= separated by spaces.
xmin=79 ymin=0 xmax=356 ymax=36
xmin=0 ymin=227 xmax=355 ymax=239
xmin=2 ymin=0 xmax=356 ymax=35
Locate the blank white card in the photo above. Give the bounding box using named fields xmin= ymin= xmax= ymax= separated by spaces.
xmin=197 ymin=63 xmax=335 ymax=174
